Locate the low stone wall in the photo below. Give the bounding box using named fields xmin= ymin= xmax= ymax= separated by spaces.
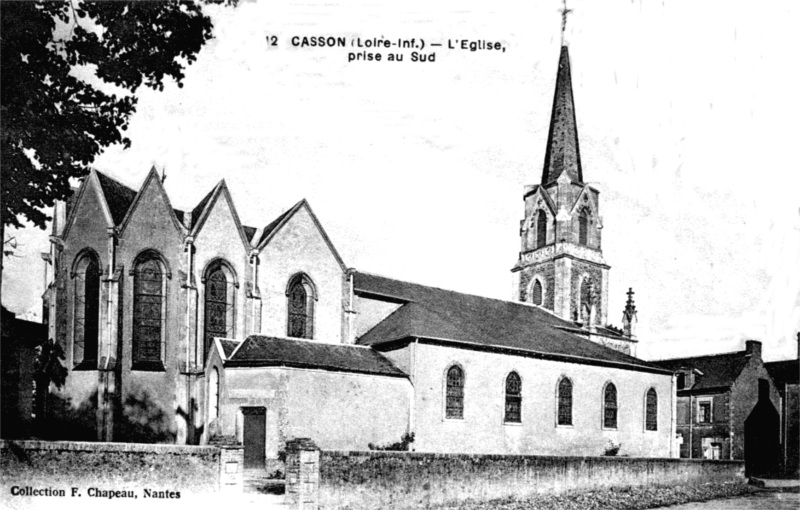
xmin=0 ymin=440 xmax=243 ymax=498
xmin=316 ymin=450 xmax=745 ymax=509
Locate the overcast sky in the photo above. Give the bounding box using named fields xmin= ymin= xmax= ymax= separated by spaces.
xmin=5 ymin=0 xmax=799 ymax=361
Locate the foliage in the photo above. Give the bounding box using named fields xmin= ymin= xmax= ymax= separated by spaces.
xmin=34 ymin=337 xmax=68 ymax=389
xmin=1 ymin=1 xmax=233 ymax=230
xmin=604 ymin=440 xmax=622 ymax=456
xmin=368 ymin=432 xmax=415 ymax=451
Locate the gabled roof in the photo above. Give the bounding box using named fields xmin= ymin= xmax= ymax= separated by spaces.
xmin=188 ymin=180 xmax=251 ymax=250
xmin=765 ymin=359 xmax=799 ymax=386
xmin=118 ymin=166 xmax=186 ymax=236
xmin=354 ymin=272 xmax=668 ymax=374
xmin=523 ymin=185 xmax=557 ymax=214
xmin=95 ymin=171 xmax=137 ymax=225
xmin=224 ymin=335 xmax=407 ymax=377
xmin=650 ymin=351 xmax=752 ymax=393
xmin=255 ymin=199 xmax=346 ymax=269
xmin=190 ymin=186 xmax=216 ymax=229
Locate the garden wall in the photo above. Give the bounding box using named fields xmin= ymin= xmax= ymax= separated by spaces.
xmin=316 ymin=450 xmax=745 ymax=509
xmin=0 ymin=440 xmax=242 ymax=498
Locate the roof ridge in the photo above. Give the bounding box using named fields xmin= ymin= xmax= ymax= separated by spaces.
xmin=650 ymin=350 xmax=747 ymax=363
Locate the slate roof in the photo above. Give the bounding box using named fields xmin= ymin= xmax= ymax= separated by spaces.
xmin=354 ymin=272 xmax=667 ymax=374
xmin=218 ymin=339 xmax=240 ymax=359
xmin=96 ymin=171 xmax=137 ymax=225
xmin=242 ymin=226 xmax=257 ymax=243
xmin=224 ymin=335 xmax=407 ymax=377
xmin=765 ymin=359 xmax=799 ymax=387
xmin=190 ymin=187 xmax=216 ymax=229
xmin=650 ymin=351 xmax=752 ymax=393
xmin=257 ymin=203 xmax=301 ymax=246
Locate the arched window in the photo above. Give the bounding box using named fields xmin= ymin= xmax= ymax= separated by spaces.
xmin=505 ymin=372 xmax=522 ymax=423
xmin=578 ymin=208 xmax=589 ymax=246
xmin=645 ymin=388 xmax=658 ymax=431
xmin=133 ymin=254 xmax=166 ymax=369
xmin=580 ymin=277 xmax=593 ymax=322
xmin=446 ymin=365 xmax=464 ymax=419
xmin=204 ymin=261 xmax=236 ymax=360
xmin=73 ymin=251 xmax=100 ymax=367
xmin=531 ymin=279 xmax=543 ymax=306
xmin=287 ymin=273 xmax=315 ymax=339
xmin=209 ymin=367 xmax=220 ymax=420
xmin=557 ymin=377 xmax=573 ymax=426
xmin=604 ymin=382 xmax=618 ymax=429
xmin=536 ymin=210 xmax=548 ymax=248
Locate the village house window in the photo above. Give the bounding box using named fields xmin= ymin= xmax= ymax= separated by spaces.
xmin=72 ymin=251 xmax=100 ymax=368
xmin=446 ymin=365 xmax=464 ymax=419
xmin=697 ymin=398 xmax=712 ymax=424
xmin=578 ymin=208 xmax=589 ymax=246
xmin=286 ymin=273 xmax=315 ymax=339
xmin=645 ymin=388 xmax=658 ymax=431
xmin=531 ymin=279 xmax=543 ymax=306
xmin=557 ymin=377 xmax=573 ymax=426
xmin=209 ymin=367 xmax=220 ymax=420
xmin=536 ymin=210 xmax=547 ymax=248
xmin=505 ymin=371 xmax=522 ymax=423
xmin=603 ymin=382 xmax=618 ymax=429
xmin=677 ymin=373 xmax=686 ymax=390
xmin=204 ymin=261 xmax=236 ymax=360
xmin=132 ymin=253 xmax=167 ymax=370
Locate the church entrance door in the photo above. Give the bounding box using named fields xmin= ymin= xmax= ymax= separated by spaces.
xmin=242 ymin=407 xmax=266 ymax=469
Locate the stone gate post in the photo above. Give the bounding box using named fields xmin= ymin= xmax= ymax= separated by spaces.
xmin=285 ymin=438 xmax=320 ymax=510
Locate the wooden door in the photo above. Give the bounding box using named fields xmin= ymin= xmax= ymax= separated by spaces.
xmin=242 ymin=407 xmax=266 ymax=469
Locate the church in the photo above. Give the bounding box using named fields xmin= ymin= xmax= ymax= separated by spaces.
xmin=40 ymin=43 xmax=676 ymax=466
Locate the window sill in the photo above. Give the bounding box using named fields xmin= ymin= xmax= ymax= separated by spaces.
xmin=73 ymin=359 xmax=98 ymax=371
xmin=443 ymin=417 xmax=465 ymax=423
xmin=131 ymin=360 xmax=166 ymax=372
xmin=503 ymin=421 xmax=523 ymax=427
xmin=556 ymin=423 xmax=574 ymax=429
xmin=602 ymin=427 xmax=619 ymax=431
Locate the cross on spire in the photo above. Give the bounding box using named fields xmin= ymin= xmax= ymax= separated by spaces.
xmin=560 ymin=0 xmax=573 ymax=45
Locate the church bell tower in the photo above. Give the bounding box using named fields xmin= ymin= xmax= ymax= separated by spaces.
xmin=511 ymin=44 xmax=610 ymax=327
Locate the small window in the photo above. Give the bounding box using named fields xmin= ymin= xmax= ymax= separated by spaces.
xmin=133 ymin=254 xmax=166 ymax=368
xmin=676 ymin=373 xmax=686 ymax=390
xmin=645 ymin=388 xmax=658 ymax=431
xmin=505 ymin=372 xmax=522 ymax=423
xmin=578 ymin=208 xmax=589 ymax=246
xmin=446 ymin=365 xmax=464 ymax=419
xmin=536 ymin=210 xmax=547 ymax=248
xmin=73 ymin=252 xmax=100 ymax=367
xmin=698 ymin=399 xmax=712 ymax=423
xmin=532 ymin=280 xmax=543 ymax=306
xmin=603 ymin=382 xmax=618 ymax=429
xmin=287 ymin=273 xmax=315 ymax=339
xmin=557 ymin=377 xmax=573 ymax=426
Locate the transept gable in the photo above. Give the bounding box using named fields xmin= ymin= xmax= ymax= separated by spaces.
xmin=61 ymin=170 xmax=114 ymax=240
xmin=255 ymin=199 xmax=346 ymax=271
xmin=190 ymin=180 xmax=251 ymax=252
xmin=118 ymin=166 xmax=186 ymax=238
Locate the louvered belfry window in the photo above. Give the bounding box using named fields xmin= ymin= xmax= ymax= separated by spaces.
xmin=578 ymin=208 xmax=589 ymax=246
xmin=73 ymin=254 xmax=100 ymax=365
xmin=604 ymin=383 xmax=618 ymax=429
xmin=133 ymin=257 xmax=165 ymax=365
xmin=446 ymin=365 xmax=464 ymax=419
xmin=645 ymin=388 xmax=658 ymax=431
xmin=558 ymin=377 xmax=573 ymax=425
xmin=532 ymin=280 xmax=543 ymax=306
xmin=505 ymin=372 xmax=522 ymax=423
xmin=287 ymin=275 xmax=314 ymax=339
xmin=536 ymin=210 xmax=548 ymax=248
xmin=205 ymin=264 xmax=235 ymax=358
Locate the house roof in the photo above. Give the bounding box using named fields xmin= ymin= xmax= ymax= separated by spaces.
xmin=650 ymin=351 xmax=752 ymax=392
xmin=765 ymin=359 xmax=799 ymax=386
xmin=96 ymin=171 xmax=137 ymax=225
xmin=218 ymin=339 xmax=239 ymax=359
xmin=354 ymin=272 xmax=668 ymax=374
xmin=224 ymin=335 xmax=407 ymax=377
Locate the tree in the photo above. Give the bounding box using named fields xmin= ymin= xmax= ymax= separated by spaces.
xmin=0 ymin=0 xmax=232 ymax=304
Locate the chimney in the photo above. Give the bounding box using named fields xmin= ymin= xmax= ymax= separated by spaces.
xmin=622 ymin=288 xmax=637 ymax=338
xmin=745 ymin=340 xmax=762 ymax=359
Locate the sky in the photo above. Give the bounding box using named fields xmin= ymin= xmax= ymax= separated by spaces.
xmin=4 ymin=0 xmax=800 ymax=362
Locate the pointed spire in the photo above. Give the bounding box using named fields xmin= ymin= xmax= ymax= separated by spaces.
xmin=541 ymin=45 xmax=584 ymax=185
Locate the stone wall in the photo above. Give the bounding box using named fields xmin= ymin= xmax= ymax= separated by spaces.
xmin=0 ymin=440 xmax=243 ymax=496
xmin=317 ymin=450 xmax=744 ymax=510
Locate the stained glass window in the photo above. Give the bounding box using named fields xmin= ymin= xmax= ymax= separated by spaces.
xmin=133 ymin=257 xmax=164 ymax=364
xmin=204 ymin=264 xmax=234 ymax=359
xmin=287 ymin=274 xmax=314 ymax=339
xmin=505 ymin=372 xmax=522 ymax=423
xmin=578 ymin=208 xmax=589 ymax=246
xmin=604 ymin=383 xmax=618 ymax=429
xmin=646 ymin=388 xmax=658 ymax=431
xmin=446 ymin=365 xmax=464 ymax=419
xmin=558 ymin=377 xmax=572 ymax=426
xmin=74 ymin=254 xmax=100 ymax=365
xmin=537 ymin=210 xmax=547 ymax=248
xmin=532 ymin=280 xmax=543 ymax=306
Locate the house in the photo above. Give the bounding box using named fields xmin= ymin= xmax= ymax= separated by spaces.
xmin=651 ymin=341 xmax=781 ymax=475
xmin=764 ymin=334 xmax=799 ymax=477
xmin=37 ymin=43 xmax=676 ymax=467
